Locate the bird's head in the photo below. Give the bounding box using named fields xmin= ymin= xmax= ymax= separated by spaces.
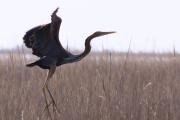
xmin=92 ymin=31 xmax=116 ymax=38
xmin=52 ymin=7 xmax=59 ymax=16
xmin=51 ymin=7 xmax=61 ymax=22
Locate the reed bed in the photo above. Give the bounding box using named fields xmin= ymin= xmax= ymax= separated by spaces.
xmin=0 ymin=50 xmax=180 ymax=120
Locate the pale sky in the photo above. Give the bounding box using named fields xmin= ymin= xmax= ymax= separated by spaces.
xmin=0 ymin=0 xmax=180 ymax=52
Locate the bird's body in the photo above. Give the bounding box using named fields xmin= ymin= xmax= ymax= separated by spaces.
xmin=23 ymin=8 xmax=115 ymax=119
xmin=24 ymin=8 xmax=114 ymax=70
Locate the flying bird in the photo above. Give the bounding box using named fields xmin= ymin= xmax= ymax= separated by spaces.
xmin=23 ymin=7 xmax=115 ymax=118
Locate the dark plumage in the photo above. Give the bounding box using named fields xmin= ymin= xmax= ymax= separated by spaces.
xmin=23 ymin=8 xmax=115 ymax=118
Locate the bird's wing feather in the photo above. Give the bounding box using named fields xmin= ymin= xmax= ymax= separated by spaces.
xmin=23 ymin=25 xmax=43 ymax=48
xmin=23 ymin=8 xmax=69 ymax=58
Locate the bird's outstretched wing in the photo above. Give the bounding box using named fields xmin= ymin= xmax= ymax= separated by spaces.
xmin=23 ymin=8 xmax=69 ymax=58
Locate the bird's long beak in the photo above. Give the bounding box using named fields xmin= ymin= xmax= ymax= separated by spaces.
xmin=52 ymin=7 xmax=59 ymax=15
xmin=102 ymin=31 xmax=116 ymax=35
xmin=96 ymin=31 xmax=116 ymax=37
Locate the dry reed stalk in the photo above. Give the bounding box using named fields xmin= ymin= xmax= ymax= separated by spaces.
xmin=0 ymin=50 xmax=180 ymax=120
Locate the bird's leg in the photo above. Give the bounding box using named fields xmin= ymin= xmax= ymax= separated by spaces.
xmin=42 ymin=82 xmax=52 ymax=120
xmin=46 ymin=85 xmax=60 ymax=113
xmin=45 ymin=65 xmax=60 ymax=113
xmin=41 ymin=64 xmax=56 ymax=120
xmin=46 ymin=87 xmax=59 ymax=119
xmin=45 ymin=65 xmax=61 ymax=115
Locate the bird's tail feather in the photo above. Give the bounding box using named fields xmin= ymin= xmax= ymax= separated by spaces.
xmin=26 ymin=62 xmax=37 ymax=67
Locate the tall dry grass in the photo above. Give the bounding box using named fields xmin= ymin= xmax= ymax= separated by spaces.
xmin=0 ymin=49 xmax=180 ymax=120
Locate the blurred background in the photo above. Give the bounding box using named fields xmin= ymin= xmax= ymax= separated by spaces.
xmin=0 ymin=0 xmax=180 ymax=52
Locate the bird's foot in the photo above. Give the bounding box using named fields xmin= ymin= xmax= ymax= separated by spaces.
xmin=51 ymin=100 xmax=60 ymax=114
xmin=39 ymin=101 xmax=53 ymax=120
xmin=42 ymin=100 xmax=60 ymax=116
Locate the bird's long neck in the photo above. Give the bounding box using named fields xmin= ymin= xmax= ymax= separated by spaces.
xmin=74 ymin=35 xmax=93 ymax=60
xmin=62 ymin=31 xmax=115 ymax=64
xmin=63 ymin=35 xmax=94 ymax=64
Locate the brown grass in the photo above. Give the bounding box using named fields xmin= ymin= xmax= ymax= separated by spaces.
xmin=0 ymin=50 xmax=180 ymax=120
